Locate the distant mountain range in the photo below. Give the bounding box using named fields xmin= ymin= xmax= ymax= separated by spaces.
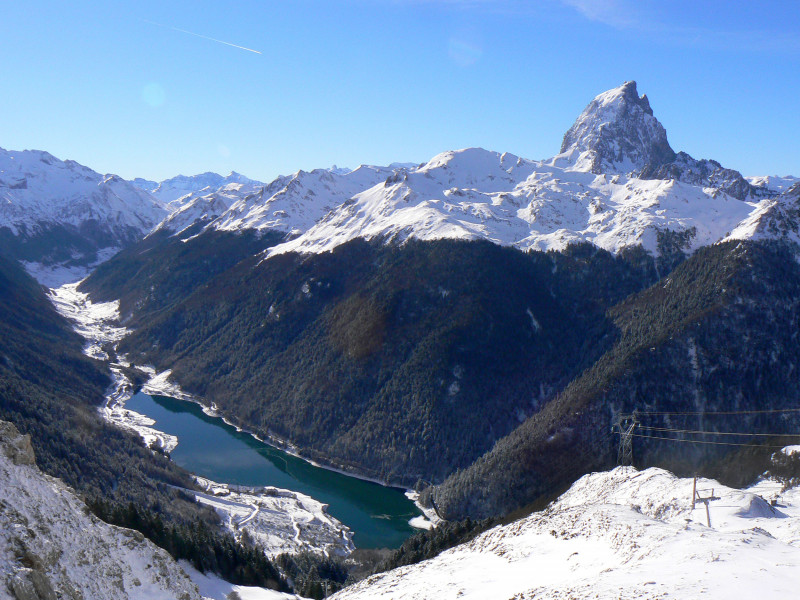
xmin=2 ymin=80 xmax=800 ymax=527
xmin=3 ymin=81 xmax=798 ymax=290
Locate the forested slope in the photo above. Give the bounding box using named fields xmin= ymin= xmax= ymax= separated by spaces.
xmin=431 ymin=240 xmax=800 ymax=519
xmin=84 ymin=234 xmax=662 ymax=486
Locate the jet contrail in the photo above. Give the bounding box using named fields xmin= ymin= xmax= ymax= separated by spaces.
xmin=141 ymin=18 xmax=262 ymax=54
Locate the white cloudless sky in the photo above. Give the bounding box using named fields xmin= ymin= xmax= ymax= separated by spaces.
xmin=1 ymin=0 xmax=797 ymax=181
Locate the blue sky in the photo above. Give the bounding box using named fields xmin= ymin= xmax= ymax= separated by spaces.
xmin=1 ymin=1 xmax=797 ymax=181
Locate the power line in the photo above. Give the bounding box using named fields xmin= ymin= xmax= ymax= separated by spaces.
xmin=638 ymin=425 xmax=800 ymax=438
xmin=635 ymin=407 xmax=800 ymax=416
xmin=628 ymin=432 xmax=796 ymax=448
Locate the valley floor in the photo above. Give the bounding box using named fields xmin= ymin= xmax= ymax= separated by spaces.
xmin=47 ymin=281 xmax=355 ymax=558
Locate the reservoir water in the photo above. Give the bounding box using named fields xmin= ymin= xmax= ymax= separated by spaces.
xmin=126 ymin=392 xmax=421 ymax=549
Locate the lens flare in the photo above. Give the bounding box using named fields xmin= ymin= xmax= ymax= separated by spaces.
xmin=141 ymin=83 xmax=166 ymax=107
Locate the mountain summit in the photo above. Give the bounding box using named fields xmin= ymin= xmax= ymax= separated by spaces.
xmin=556 ymin=80 xmax=675 ymax=174
xmin=554 ymin=81 xmax=761 ymax=200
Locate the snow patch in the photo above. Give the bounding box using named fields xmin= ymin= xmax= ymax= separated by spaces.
xmin=526 ymin=307 xmax=541 ymax=333
xmin=48 ymin=281 xmax=129 ymax=360
xmin=188 ymin=478 xmax=354 ymax=558
xmin=180 ymin=561 xmax=308 ymax=600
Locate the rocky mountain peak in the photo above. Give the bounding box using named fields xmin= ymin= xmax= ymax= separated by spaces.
xmin=556 ymin=80 xmax=675 ymax=175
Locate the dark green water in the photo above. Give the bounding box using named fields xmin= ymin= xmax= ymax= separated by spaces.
xmin=126 ymin=392 xmax=420 ymax=548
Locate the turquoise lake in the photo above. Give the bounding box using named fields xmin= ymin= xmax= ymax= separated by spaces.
xmin=126 ymin=392 xmax=421 ymax=549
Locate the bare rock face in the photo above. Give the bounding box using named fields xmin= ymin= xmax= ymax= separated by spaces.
xmin=0 ymin=422 xmax=35 ymax=466
xmin=7 ymin=568 xmax=57 ymax=600
xmin=639 ymin=151 xmax=762 ymax=201
xmin=559 ymin=81 xmax=676 ymax=175
xmin=0 ymin=420 xmax=202 ymax=600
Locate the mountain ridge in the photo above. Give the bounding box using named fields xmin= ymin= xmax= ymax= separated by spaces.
xmin=138 ymin=81 xmax=787 ymax=265
xmin=3 ymin=81 xmax=796 ymax=291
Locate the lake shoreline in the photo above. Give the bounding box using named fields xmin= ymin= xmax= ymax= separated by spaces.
xmin=138 ymin=367 xmax=438 ymax=534
xmin=47 ymin=281 xmax=430 ymax=550
xmin=139 ymin=366 xmax=421 ymax=494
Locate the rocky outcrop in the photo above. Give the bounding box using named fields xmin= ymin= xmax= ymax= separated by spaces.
xmin=0 ymin=423 xmax=34 ymax=467
xmin=639 ymin=151 xmax=762 ymax=201
xmin=0 ymin=420 xmax=201 ymax=600
xmin=559 ymin=80 xmax=676 ymax=174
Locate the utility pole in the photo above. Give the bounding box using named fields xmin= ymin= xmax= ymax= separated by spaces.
xmin=612 ymin=411 xmax=639 ymax=466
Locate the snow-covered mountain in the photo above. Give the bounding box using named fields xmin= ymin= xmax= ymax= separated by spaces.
xmin=0 ymin=148 xmax=166 ymax=239
xmin=0 ymin=147 xmax=167 ymax=285
xmin=265 ymin=148 xmax=754 ymax=258
xmin=3 ymin=82 xmax=796 ymax=286
xmin=213 ymin=165 xmax=399 ymax=236
xmin=154 ymin=181 xmax=265 ymax=234
xmin=552 ymin=80 xmax=762 ymax=201
xmin=553 ymin=80 xmax=675 ymax=175
xmin=334 ymin=466 xmax=800 ymax=600
xmin=747 ymin=174 xmax=799 ymax=194
xmin=728 ymin=181 xmax=800 ymax=245
xmin=134 ymin=171 xmax=261 ymax=204
xmin=148 ymin=81 xmax=792 ymax=262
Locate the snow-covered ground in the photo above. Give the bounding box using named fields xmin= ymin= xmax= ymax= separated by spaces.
xmin=47 ymin=282 xmax=180 ymax=452
xmin=22 ymin=246 xmax=122 ymax=287
xmin=103 ymin=365 xmax=180 ymax=453
xmin=188 ymin=478 xmax=354 ymax=557
xmin=334 ymin=467 xmax=800 ymax=600
xmin=181 ymin=561 xmax=308 ymax=600
xmin=48 ymin=282 xmax=129 ymax=360
xmin=405 ymin=491 xmax=441 ymax=531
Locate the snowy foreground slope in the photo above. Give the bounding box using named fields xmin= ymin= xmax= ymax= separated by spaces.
xmin=0 ymin=421 xmax=305 ymax=600
xmin=0 ymin=420 xmax=201 ymax=600
xmin=334 ymin=467 xmax=800 ymax=600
